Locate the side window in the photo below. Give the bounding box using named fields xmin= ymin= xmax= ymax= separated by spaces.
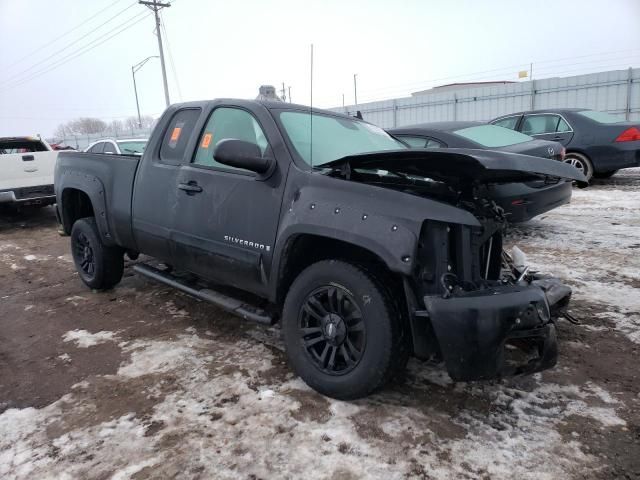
xmin=89 ymin=142 xmax=104 ymax=153
xmin=103 ymin=142 xmax=116 ymax=154
xmin=521 ymin=115 xmax=559 ymax=135
xmin=160 ymin=108 xmax=201 ymax=163
xmin=425 ymin=138 xmax=445 ymax=148
xmin=193 ymin=107 xmax=269 ymax=171
xmin=492 ymin=116 xmax=519 ymax=130
xmin=397 ymin=135 xmax=428 ymax=148
xmin=556 ymin=117 xmax=572 ymax=132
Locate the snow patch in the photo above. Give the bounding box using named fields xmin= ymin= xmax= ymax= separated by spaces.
xmin=62 ymin=330 xmax=118 ymax=348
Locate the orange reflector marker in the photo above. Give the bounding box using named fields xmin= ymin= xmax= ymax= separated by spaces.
xmin=170 ymin=127 xmax=182 ymax=142
xmin=201 ymin=133 xmax=212 ymax=148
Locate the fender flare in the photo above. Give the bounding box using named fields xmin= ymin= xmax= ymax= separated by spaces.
xmin=58 ymin=170 xmax=114 ymax=245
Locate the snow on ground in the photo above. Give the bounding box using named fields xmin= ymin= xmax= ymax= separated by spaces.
xmin=62 ymin=329 xmax=119 ymax=348
xmin=508 ymin=170 xmax=640 ymax=343
xmin=0 ymin=331 xmax=626 ymax=480
xmin=1 ymin=170 xmax=638 ymax=479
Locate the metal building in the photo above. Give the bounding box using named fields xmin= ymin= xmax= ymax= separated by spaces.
xmin=333 ymin=68 xmax=639 ymax=128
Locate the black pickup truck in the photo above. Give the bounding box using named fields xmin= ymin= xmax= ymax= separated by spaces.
xmin=55 ymin=99 xmax=586 ymax=399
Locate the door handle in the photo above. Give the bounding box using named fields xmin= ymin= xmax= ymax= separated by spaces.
xmin=22 ymin=155 xmax=34 ymax=161
xmin=178 ymin=181 xmax=203 ymax=194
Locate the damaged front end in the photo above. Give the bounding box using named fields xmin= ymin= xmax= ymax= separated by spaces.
xmin=321 ymin=148 xmax=585 ymax=381
xmin=411 ymin=211 xmax=572 ymax=382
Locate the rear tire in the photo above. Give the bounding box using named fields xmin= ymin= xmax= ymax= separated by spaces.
xmin=563 ymin=152 xmax=594 ymax=182
xmin=282 ymin=259 xmax=404 ymax=400
xmin=71 ymin=217 xmax=124 ymax=290
xmin=593 ymin=170 xmax=618 ymax=179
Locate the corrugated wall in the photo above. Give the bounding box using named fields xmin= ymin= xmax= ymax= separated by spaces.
xmin=332 ymin=68 xmax=639 ymax=128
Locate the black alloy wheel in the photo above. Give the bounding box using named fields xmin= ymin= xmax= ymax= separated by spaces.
xmin=74 ymin=231 xmax=96 ymax=277
xmin=70 ymin=217 xmax=124 ymax=290
xmin=299 ymin=285 xmax=366 ymax=375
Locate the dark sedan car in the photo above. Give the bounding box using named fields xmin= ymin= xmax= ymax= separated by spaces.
xmin=491 ymin=109 xmax=640 ymax=181
xmin=388 ymin=122 xmax=572 ymax=223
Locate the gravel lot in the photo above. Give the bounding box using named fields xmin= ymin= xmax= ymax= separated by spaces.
xmin=1 ymin=170 xmax=639 ymax=480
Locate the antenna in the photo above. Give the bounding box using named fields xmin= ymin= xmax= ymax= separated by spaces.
xmin=310 ymin=43 xmax=314 ymax=168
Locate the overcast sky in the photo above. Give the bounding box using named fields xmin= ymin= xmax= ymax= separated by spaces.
xmin=1 ymin=0 xmax=639 ymax=137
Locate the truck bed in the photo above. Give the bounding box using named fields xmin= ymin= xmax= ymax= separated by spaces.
xmin=55 ymin=151 xmax=141 ymax=249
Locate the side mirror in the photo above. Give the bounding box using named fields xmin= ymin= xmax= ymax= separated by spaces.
xmin=213 ymin=139 xmax=272 ymax=174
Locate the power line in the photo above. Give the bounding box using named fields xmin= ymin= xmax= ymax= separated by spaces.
xmin=4 ymin=0 xmax=127 ymax=70
xmin=0 ymin=11 xmax=152 ymax=92
xmin=357 ymin=48 xmax=640 ymax=98
xmin=0 ymin=1 xmax=138 ymax=86
xmin=352 ymin=58 xmax=640 ymax=105
xmin=356 ymin=58 xmax=640 ymax=104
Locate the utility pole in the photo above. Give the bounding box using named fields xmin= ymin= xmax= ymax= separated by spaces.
xmin=139 ymin=0 xmax=171 ymax=107
xmin=353 ymin=73 xmax=358 ymax=106
xmin=132 ymin=67 xmax=141 ymax=128
xmin=288 ymin=86 xmax=291 ymax=103
xmin=281 ymin=82 xmax=286 ymax=102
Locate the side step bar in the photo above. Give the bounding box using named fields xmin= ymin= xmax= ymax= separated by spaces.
xmin=133 ymin=264 xmax=275 ymax=325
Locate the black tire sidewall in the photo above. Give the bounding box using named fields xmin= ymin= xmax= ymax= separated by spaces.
xmin=282 ymin=259 xmax=395 ymax=399
xmin=70 ymin=217 xmax=113 ymax=289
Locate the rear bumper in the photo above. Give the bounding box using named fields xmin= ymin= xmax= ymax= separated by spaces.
xmin=416 ymin=282 xmax=568 ymax=381
xmin=490 ymin=180 xmax=572 ymax=223
xmin=588 ymin=142 xmax=640 ymax=172
xmin=0 ymin=185 xmax=56 ymax=206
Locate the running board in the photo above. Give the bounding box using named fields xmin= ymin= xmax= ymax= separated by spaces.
xmin=133 ymin=264 xmax=275 ymax=325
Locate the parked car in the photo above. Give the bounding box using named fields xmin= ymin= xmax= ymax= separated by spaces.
xmin=55 ymin=100 xmax=585 ymax=399
xmin=388 ymin=122 xmax=570 ymax=223
xmin=491 ymin=109 xmax=640 ymax=181
xmin=0 ymin=136 xmax=58 ymax=208
xmin=49 ymin=143 xmax=75 ymax=151
xmin=84 ymin=138 xmax=148 ymax=155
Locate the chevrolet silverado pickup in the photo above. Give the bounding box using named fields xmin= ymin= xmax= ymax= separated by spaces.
xmin=1 ymin=136 xmax=58 ymax=208
xmin=55 ymin=99 xmax=586 ymax=399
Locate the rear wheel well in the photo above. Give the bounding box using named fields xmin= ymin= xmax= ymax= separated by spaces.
xmin=61 ymin=188 xmax=94 ymax=234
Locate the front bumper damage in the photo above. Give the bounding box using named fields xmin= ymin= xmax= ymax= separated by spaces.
xmin=415 ymin=278 xmax=571 ymax=382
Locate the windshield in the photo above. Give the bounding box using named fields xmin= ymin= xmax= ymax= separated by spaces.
xmin=117 ymin=140 xmax=147 ymax=154
xmin=577 ymin=110 xmax=625 ymax=124
xmin=453 ymin=124 xmax=533 ymax=147
xmin=278 ymin=111 xmax=404 ymax=166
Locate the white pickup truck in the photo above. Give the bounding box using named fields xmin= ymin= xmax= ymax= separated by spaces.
xmin=0 ymin=136 xmax=59 ymax=208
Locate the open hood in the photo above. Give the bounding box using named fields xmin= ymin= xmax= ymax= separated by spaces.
xmin=319 ymin=148 xmax=588 ymax=187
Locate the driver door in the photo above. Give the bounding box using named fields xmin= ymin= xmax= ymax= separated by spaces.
xmin=171 ymin=106 xmax=285 ymax=296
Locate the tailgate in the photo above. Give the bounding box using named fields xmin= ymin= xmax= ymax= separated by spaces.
xmin=0 ymin=151 xmax=58 ymax=190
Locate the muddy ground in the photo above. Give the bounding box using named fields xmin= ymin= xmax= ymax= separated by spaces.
xmin=1 ymin=170 xmax=639 ymax=479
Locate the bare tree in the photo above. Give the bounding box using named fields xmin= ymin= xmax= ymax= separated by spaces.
xmin=53 ymin=123 xmax=68 ymax=138
xmin=66 ymin=117 xmax=107 ymax=135
xmin=124 ymin=115 xmax=155 ymax=131
xmin=108 ymin=119 xmax=124 ymax=135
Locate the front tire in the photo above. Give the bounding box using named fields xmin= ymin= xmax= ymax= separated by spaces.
xmin=564 ymin=152 xmax=594 ymax=182
xmin=71 ymin=217 xmax=124 ymax=290
xmin=282 ymin=260 xmax=403 ymax=399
